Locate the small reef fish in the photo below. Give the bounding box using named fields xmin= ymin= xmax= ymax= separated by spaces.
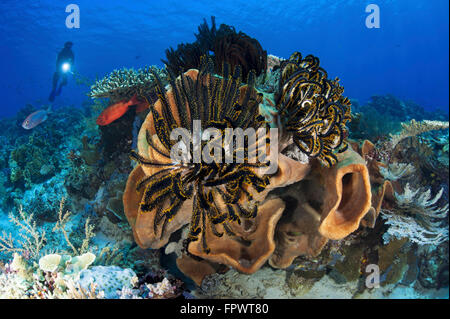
xmin=96 ymin=95 xmax=149 ymax=126
xmin=22 ymin=106 xmax=51 ymax=129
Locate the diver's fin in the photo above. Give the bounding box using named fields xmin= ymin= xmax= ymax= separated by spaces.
xmin=56 ymin=85 xmax=63 ymax=96
xmin=48 ymin=90 xmax=56 ymax=102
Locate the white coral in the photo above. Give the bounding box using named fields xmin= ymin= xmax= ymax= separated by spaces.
xmin=389 ymin=119 xmax=449 ymax=149
xmin=30 ymin=273 xmax=105 ymax=299
xmin=89 ymin=66 xmax=166 ymax=101
xmin=147 ymin=278 xmax=176 ymax=298
xmin=394 ymin=184 xmax=448 ymax=219
xmin=379 ymin=162 xmax=415 ymax=181
xmin=0 ymin=272 xmax=30 ymax=299
xmin=117 ymin=286 xmax=142 ymax=299
xmin=381 ymin=183 xmax=449 ymax=246
xmin=382 ymin=210 xmax=448 ymax=246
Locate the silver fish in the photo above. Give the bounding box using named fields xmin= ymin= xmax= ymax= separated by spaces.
xmin=22 ymin=105 xmax=51 ymax=129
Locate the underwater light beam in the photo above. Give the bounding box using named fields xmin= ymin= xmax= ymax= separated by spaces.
xmin=61 ymin=62 xmax=71 ymax=73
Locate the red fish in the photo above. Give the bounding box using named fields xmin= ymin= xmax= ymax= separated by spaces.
xmin=96 ymin=95 xmax=149 ymax=126
xmin=22 ymin=106 xmax=51 ymax=129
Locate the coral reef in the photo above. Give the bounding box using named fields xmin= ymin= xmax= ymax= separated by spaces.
xmin=381 ymin=184 xmax=448 ymax=246
xmin=123 ymin=59 xmax=283 ymax=274
xmin=349 ymin=95 xmax=448 ymax=141
xmin=269 ymin=147 xmax=372 ymax=269
xmin=122 ymin=50 xmax=371 ymax=286
xmin=0 ymin=103 xmax=86 ymax=221
xmin=1 ymin=16 xmax=448 ymax=300
xmin=388 ymin=119 xmax=449 ymax=149
xmin=0 ymin=199 xmax=185 ymax=299
xmin=89 ymin=66 xmax=168 ymax=104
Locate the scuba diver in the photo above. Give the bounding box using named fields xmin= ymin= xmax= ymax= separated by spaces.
xmin=49 ymin=41 xmax=74 ymax=102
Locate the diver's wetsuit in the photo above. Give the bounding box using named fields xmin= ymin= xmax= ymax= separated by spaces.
xmin=49 ymin=45 xmax=74 ymax=101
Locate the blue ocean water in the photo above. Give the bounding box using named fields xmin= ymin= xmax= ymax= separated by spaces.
xmin=0 ymin=0 xmax=448 ymax=119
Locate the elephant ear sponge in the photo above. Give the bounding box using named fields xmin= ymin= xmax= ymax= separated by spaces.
xmin=316 ymin=147 xmax=372 ymax=240
xmin=276 ymin=52 xmax=352 ymax=167
xmin=269 ymin=147 xmax=372 ymax=269
xmin=123 ymin=57 xmax=274 ymax=258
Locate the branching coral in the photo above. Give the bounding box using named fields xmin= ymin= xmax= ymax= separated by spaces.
xmin=62 ymin=280 xmax=105 ymax=299
xmin=146 ymin=277 xmax=176 ymax=298
xmin=393 ymin=183 xmax=448 ymax=218
xmin=0 ymin=198 xmax=95 ymax=261
xmin=0 ymin=271 xmax=30 ymax=298
xmin=25 ymin=267 xmax=105 ymax=299
xmin=117 ymin=273 xmax=183 ymax=299
xmin=381 ymin=183 xmax=449 ymax=246
xmin=389 ymin=119 xmax=449 ymax=149
xmin=0 ymin=205 xmax=46 ymax=259
xmin=381 ymin=211 xmax=448 ymax=246
xmin=275 ymin=52 xmax=352 ymax=167
xmin=52 ymin=197 xmax=95 ymax=256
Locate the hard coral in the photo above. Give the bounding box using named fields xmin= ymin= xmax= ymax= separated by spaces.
xmin=89 ymin=66 xmax=167 ymax=104
xmin=90 ymin=66 xmax=168 ymax=127
xmin=388 ymin=119 xmax=449 ymax=150
xmin=9 ymin=135 xmax=58 ymax=188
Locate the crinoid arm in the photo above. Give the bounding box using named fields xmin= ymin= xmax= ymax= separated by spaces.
xmin=275 ymin=52 xmax=352 ymax=167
